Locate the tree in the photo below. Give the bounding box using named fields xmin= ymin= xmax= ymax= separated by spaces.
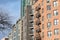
xmin=0 ymin=9 xmax=12 ymax=31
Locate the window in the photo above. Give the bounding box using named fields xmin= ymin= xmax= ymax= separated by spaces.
xmin=47 ymin=0 xmax=50 ymax=3
xmin=47 ymin=5 xmax=51 ymax=10
xmin=54 ymin=29 xmax=59 ymax=35
xmin=54 ymin=19 xmax=59 ymax=25
xmin=54 ymin=10 xmax=58 ymax=16
xmin=47 ymin=31 xmax=52 ymax=37
xmin=47 ymin=22 xmax=51 ymax=28
xmin=47 ymin=13 xmax=51 ymax=19
xmin=53 ymin=1 xmax=58 ymax=7
xmin=42 ymin=16 xmax=44 ymax=21
xmin=42 ymin=24 xmax=44 ymax=29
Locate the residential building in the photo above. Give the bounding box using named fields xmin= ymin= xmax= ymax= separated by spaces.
xmin=8 ymin=19 xmax=21 ymax=40
xmin=8 ymin=31 xmax=13 ymax=40
xmin=32 ymin=0 xmax=60 ymax=40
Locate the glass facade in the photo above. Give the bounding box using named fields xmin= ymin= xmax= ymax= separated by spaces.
xmin=21 ymin=0 xmax=32 ymax=18
xmin=21 ymin=0 xmax=25 ymax=18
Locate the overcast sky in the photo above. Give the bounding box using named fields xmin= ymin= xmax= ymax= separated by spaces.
xmin=0 ymin=0 xmax=21 ymax=39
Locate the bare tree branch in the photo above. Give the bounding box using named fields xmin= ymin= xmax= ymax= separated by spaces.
xmin=0 ymin=9 xmax=12 ymax=31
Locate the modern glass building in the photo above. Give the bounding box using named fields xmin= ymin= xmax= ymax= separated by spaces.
xmin=21 ymin=0 xmax=32 ymax=18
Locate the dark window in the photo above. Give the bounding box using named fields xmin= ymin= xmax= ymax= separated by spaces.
xmin=47 ymin=5 xmax=51 ymax=10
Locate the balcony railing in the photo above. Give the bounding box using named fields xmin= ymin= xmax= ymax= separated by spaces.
xmin=32 ymin=0 xmax=38 ymax=5
xmin=36 ymin=13 xmax=41 ymax=18
xmin=35 ymin=6 xmax=41 ymax=11
xmin=29 ymin=13 xmax=33 ymax=16
xmin=29 ymin=28 xmax=34 ymax=35
xmin=36 ymin=37 xmax=41 ymax=40
xmin=36 ymin=28 xmax=41 ymax=33
xmin=36 ymin=34 xmax=41 ymax=40
xmin=36 ymin=20 xmax=41 ymax=25
xmin=29 ymin=22 xmax=34 ymax=29
xmin=29 ymin=20 xmax=33 ymax=23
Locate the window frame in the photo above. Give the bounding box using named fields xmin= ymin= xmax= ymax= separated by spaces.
xmin=53 ymin=10 xmax=58 ymax=16
xmin=47 ymin=5 xmax=51 ymax=10
xmin=47 ymin=31 xmax=52 ymax=37
xmin=54 ymin=29 xmax=59 ymax=35
xmin=54 ymin=19 xmax=59 ymax=25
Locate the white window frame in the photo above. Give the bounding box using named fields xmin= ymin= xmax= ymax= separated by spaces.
xmin=54 ymin=29 xmax=59 ymax=35
xmin=47 ymin=22 xmax=51 ymax=28
xmin=53 ymin=1 xmax=58 ymax=7
xmin=54 ymin=19 xmax=59 ymax=25
xmin=47 ymin=31 xmax=52 ymax=37
xmin=54 ymin=10 xmax=58 ymax=16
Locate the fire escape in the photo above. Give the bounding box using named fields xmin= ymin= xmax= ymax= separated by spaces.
xmin=35 ymin=4 xmax=41 ymax=40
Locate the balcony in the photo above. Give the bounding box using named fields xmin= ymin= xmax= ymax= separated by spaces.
xmin=34 ymin=0 xmax=38 ymax=3
xmin=36 ymin=13 xmax=41 ymax=18
xmin=36 ymin=20 xmax=41 ymax=25
xmin=35 ymin=6 xmax=41 ymax=11
xmin=29 ymin=20 xmax=33 ymax=23
xmin=36 ymin=34 xmax=41 ymax=40
xmin=36 ymin=28 xmax=41 ymax=33
xmin=29 ymin=16 xmax=34 ymax=23
xmin=29 ymin=28 xmax=34 ymax=36
xmin=35 ymin=33 xmax=41 ymax=40
xmin=36 ymin=37 xmax=41 ymax=40
xmin=29 ymin=22 xmax=34 ymax=29
xmin=29 ymin=13 xmax=33 ymax=16
xmin=33 ymin=0 xmax=38 ymax=5
xmin=29 ymin=23 xmax=33 ymax=27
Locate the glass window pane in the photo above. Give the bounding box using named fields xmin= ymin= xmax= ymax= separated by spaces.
xmin=47 ymin=31 xmax=52 ymax=37
xmin=54 ymin=19 xmax=59 ymax=25
xmin=47 ymin=13 xmax=51 ymax=19
xmin=53 ymin=1 xmax=58 ymax=7
xmin=54 ymin=29 xmax=59 ymax=35
xmin=47 ymin=22 xmax=51 ymax=28
xmin=54 ymin=10 xmax=58 ymax=16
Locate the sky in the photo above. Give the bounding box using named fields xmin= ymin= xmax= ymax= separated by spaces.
xmin=0 ymin=0 xmax=21 ymax=39
xmin=0 ymin=0 xmax=21 ymax=24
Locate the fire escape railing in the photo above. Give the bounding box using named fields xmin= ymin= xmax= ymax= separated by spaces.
xmin=35 ymin=4 xmax=41 ymax=40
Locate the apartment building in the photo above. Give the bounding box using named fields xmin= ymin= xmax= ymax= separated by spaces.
xmin=8 ymin=31 xmax=13 ymax=40
xmin=32 ymin=0 xmax=60 ymax=40
xmin=8 ymin=19 xmax=21 ymax=40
